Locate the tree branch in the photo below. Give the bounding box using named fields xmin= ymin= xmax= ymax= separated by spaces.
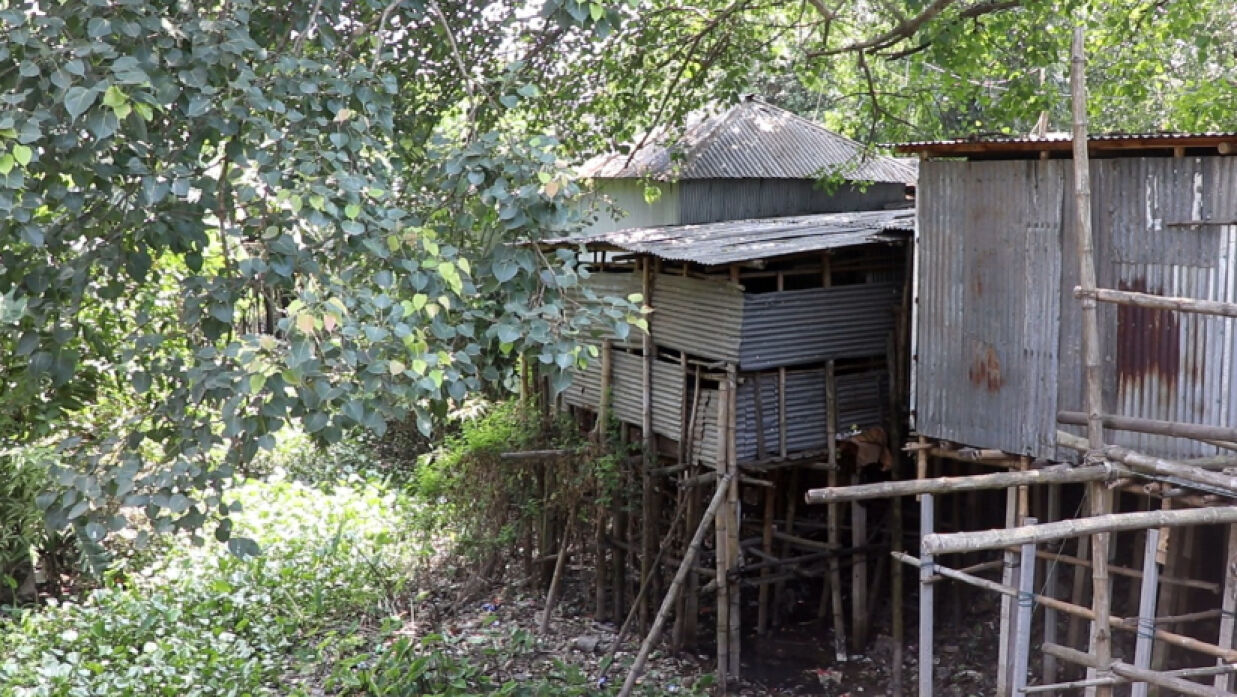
xmin=807 ymin=0 xmax=1022 ymax=57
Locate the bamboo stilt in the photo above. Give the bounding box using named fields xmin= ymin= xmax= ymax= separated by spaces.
xmin=1044 ymin=484 xmax=1062 ymax=695
xmin=1132 ymin=528 xmax=1161 ymax=697
xmin=725 ymin=364 xmax=741 ymax=680
xmin=1012 ymin=522 xmax=1037 ymax=697
xmin=773 ymin=467 xmax=799 ymax=629
xmin=825 ymin=360 xmax=847 ymax=661
xmin=617 ymin=473 xmax=733 ymax=697
xmin=852 ymin=470 xmax=869 ymax=651
xmin=758 ymin=480 xmax=776 ymax=635
xmin=1216 ymin=524 xmax=1237 ymax=691
xmin=539 ymin=506 xmax=576 ymax=633
xmin=1044 ymin=643 xmax=1231 ymax=697
xmin=919 ymin=492 xmax=935 ymax=697
xmin=998 ymin=484 xmax=1017 ymax=697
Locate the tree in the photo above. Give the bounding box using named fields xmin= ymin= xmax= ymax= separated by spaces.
xmin=0 ymin=0 xmax=642 ymax=550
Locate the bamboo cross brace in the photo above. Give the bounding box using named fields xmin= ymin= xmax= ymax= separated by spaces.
xmin=922 ymin=506 xmax=1237 ymax=556
xmin=617 ymin=472 xmax=733 ymax=697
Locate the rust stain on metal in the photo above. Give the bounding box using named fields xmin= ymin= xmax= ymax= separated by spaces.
xmin=1115 ymin=278 xmax=1179 ymax=389
xmin=968 ymin=341 xmax=1003 ymax=392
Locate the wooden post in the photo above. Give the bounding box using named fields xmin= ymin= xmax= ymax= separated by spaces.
xmin=1043 ymin=484 xmax=1062 ymax=695
xmin=1216 ymin=524 xmax=1237 ymax=691
xmin=773 ymin=466 xmax=799 ymax=629
xmin=595 ymin=340 xmax=614 ymax=621
xmin=1012 ymin=519 xmax=1038 ymax=697
xmin=618 ymin=473 xmax=733 ymax=697
xmin=919 ymin=492 xmax=935 ymax=697
xmin=1131 ymin=527 xmax=1161 ymax=697
xmin=639 ymin=258 xmax=655 ymax=633
xmin=892 ymin=470 xmax=905 ymax=696
xmin=825 ymin=360 xmax=847 ymax=661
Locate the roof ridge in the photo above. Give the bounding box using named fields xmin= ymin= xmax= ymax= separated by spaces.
xmin=672 ymin=104 xmax=744 ymax=177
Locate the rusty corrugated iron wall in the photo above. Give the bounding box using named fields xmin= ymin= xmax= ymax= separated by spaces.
xmin=915 ymin=156 xmax=1237 ymax=460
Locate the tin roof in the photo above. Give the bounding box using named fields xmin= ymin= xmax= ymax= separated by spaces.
xmin=541 ymin=208 xmax=913 ymax=266
xmin=896 ymin=132 xmax=1237 ymax=159
xmin=579 ymin=98 xmax=917 ymax=184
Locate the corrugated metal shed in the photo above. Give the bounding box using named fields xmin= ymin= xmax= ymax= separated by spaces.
xmin=914 ymin=155 xmax=1237 ymax=460
xmin=543 ymin=209 xmax=912 ymax=267
xmin=580 ymin=98 xmax=917 ymax=184
xmin=740 ymin=282 xmax=900 ymax=370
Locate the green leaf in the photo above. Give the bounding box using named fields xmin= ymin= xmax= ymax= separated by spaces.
xmin=11 ymin=144 xmax=32 ymax=167
xmin=63 ymin=86 xmax=97 ymax=121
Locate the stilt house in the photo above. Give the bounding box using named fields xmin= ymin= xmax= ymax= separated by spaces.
xmin=542 ymin=98 xmax=917 ymax=683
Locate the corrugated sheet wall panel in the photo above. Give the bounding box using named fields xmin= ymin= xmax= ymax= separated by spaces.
xmin=651 ymin=274 xmax=744 ymax=362
xmin=733 ymin=368 xmax=888 ymax=462
xmin=679 ymin=179 xmax=907 ymax=225
xmin=740 ymin=282 xmax=900 ymax=371
xmin=914 ymin=160 xmax=1065 ymax=458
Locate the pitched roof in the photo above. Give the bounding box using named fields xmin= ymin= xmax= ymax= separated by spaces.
xmin=895 ymin=131 xmax=1237 ymax=159
xmin=579 ymin=98 xmax=917 ymax=184
xmin=539 ymin=208 xmax=913 ymax=266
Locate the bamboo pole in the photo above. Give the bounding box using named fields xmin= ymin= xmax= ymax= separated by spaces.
xmin=758 ymin=480 xmax=776 ymax=635
xmin=1131 ymin=528 xmax=1160 ymax=697
xmin=1024 ymin=664 xmax=1237 ymax=694
xmin=725 ymin=364 xmax=741 ymax=679
xmin=892 ymin=469 xmax=906 ymax=697
xmin=1104 ymin=446 xmax=1237 ymax=495
xmin=714 ymin=376 xmax=731 ymax=683
xmin=1058 ymin=412 xmax=1237 ymax=449
xmin=805 ymin=464 xmax=1117 ymax=504
xmin=773 ymin=467 xmax=799 ymax=629
xmin=539 ymin=506 xmax=577 ymax=633
xmin=892 ymin=553 xmax=1237 ymax=662
xmin=998 ymin=485 xmax=1018 ymax=697
xmin=852 ymin=469 xmax=869 ymax=651
xmin=639 ymin=258 xmax=655 ymax=634
xmin=825 ymin=360 xmax=847 ymax=662
xmin=923 ymin=506 xmax=1237 ymax=555
xmin=919 ymin=493 xmax=935 ymax=697
xmin=1217 ymin=524 xmax=1237 ymax=691
xmin=1075 ymin=286 xmax=1237 ymax=319
xmin=1031 ymin=548 xmax=1219 ymax=593
xmin=617 ymin=473 xmax=733 ymax=697
xmin=1043 ymin=643 xmax=1232 ymax=697
xmin=1012 ymin=524 xmax=1037 ymax=697
xmin=1044 ymin=484 xmax=1061 ymax=695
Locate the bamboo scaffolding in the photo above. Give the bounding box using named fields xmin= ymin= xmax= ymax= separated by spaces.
xmin=1104 ymin=446 xmax=1237 ymax=496
xmin=922 ymin=506 xmax=1237 ymax=555
xmin=1058 ymin=412 xmax=1237 ymax=449
xmin=1029 ymin=548 xmax=1220 ymax=593
xmin=804 ymin=464 xmax=1118 ymax=504
xmin=617 ymin=473 xmax=733 ymax=697
xmin=1042 ymin=643 xmax=1231 ymax=697
xmin=1217 ymin=524 xmax=1237 ymax=691
xmin=1023 ymin=664 xmax=1237 ymax=695
xmin=890 ymin=553 xmax=1237 ymax=662
xmin=1074 ymin=286 xmax=1237 ymax=319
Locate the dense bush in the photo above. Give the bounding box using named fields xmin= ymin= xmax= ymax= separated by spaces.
xmin=0 ymin=447 xmax=53 ymax=601
xmin=0 ymin=475 xmax=423 ymax=696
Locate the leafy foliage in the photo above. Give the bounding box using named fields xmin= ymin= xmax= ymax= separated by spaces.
xmin=0 ymin=473 xmax=423 ymax=696
xmin=0 ymin=0 xmax=642 ymax=545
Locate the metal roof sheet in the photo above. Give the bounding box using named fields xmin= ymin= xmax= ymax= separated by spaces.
xmin=895 ymin=131 xmax=1237 ymax=158
xmin=542 ymin=208 xmax=912 ymax=266
xmin=579 ymin=98 xmax=917 ymax=184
